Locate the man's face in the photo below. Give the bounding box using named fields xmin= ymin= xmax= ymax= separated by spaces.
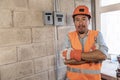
xmin=74 ymin=15 xmax=90 ymax=34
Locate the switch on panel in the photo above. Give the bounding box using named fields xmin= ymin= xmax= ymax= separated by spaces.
xmin=44 ymin=12 xmax=53 ymax=25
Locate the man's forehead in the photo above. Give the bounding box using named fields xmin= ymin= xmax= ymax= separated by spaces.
xmin=75 ymin=15 xmax=88 ymax=18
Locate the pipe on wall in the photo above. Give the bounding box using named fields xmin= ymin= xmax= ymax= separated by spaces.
xmin=54 ymin=0 xmax=60 ymax=80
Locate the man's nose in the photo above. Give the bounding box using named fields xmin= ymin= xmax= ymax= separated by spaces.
xmin=79 ymin=20 xmax=83 ymax=25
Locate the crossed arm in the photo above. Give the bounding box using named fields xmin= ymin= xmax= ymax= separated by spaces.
xmin=62 ymin=32 xmax=108 ymax=65
xmin=64 ymin=49 xmax=107 ymax=65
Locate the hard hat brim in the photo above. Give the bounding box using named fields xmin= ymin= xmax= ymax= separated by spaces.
xmin=72 ymin=14 xmax=91 ymax=19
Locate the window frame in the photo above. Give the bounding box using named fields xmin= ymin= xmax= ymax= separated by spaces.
xmin=95 ymin=0 xmax=120 ymax=31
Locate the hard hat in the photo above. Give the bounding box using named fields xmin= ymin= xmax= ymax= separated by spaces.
xmin=72 ymin=5 xmax=91 ymax=19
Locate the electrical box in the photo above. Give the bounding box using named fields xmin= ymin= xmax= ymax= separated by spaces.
xmin=54 ymin=12 xmax=65 ymax=26
xmin=44 ymin=12 xmax=53 ymax=25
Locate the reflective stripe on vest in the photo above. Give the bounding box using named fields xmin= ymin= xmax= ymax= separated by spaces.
xmin=67 ymin=66 xmax=100 ymax=74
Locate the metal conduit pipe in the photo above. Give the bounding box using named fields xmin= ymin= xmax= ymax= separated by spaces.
xmin=53 ymin=0 xmax=60 ymax=80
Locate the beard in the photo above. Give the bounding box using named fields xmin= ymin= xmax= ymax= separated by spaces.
xmin=79 ymin=31 xmax=85 ymax=34
xmin=78 ymin=25 xmax=86 ymax=34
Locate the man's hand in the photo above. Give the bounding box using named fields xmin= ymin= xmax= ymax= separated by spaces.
xmin=62 ymin=49 xmax=82 ymax=61
xmin=70 ymin=49 xmax=82 ymax=61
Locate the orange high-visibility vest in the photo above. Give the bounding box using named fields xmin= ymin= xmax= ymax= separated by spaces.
xmin=67 ymin=30 xmax=101 ymax=80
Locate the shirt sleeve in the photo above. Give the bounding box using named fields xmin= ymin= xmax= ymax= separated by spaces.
xmin=62 ymin=34 xmax=71 ymax=50
xmin=60 ymin=34 xmax=71 ymax=59
xmin=96 ymin=32 xmax=108 ymax=55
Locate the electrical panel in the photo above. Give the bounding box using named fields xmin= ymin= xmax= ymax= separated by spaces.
xmin=43 ymin=11 xmax=65 ymax=26
xmin=54 ymin=12 xmax=65 ymax=26
xmin=44 ymin=12 xmax=53 ymax=25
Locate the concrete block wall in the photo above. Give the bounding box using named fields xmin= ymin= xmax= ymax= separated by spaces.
xmin=0 ymin=0 xmax=91 ymax=80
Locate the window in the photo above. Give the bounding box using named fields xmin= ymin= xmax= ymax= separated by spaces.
xmin=101 ymin=0 xmax=120 ymax=6
xmin=101 ymin=10 xmax=120 ymax=54
xmin=96 ymin=0 xmax=120 ymax=55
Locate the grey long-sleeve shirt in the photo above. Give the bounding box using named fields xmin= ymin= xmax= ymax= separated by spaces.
xmin=62 ymin=31 xmax=108 ymax=55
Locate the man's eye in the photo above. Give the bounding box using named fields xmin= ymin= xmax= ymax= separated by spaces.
xmin=82 ymin=18 xmax=86 ymax=21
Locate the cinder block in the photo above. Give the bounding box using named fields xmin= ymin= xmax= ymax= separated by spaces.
xmin=48 ymin=55 xmax=55 ymax=69
xmin=75 ymin=0 xmax=91 ymax=9
xmin=17 ymin=76 xmax=34 ymax=80
xmin=0 ymin=60 xmax=34 ymax=80
xmin=14 ymin=11 xmax=43 ymax=27
xmin=18 ymin=43 xmax=47 ymax=61
xmin=46 ymin=27 xmax=55 ymax=55
xmin=0 ymin=29 xmax=31 ymax=46
xmin=0 ymin=0 xmax=28 ymax=10
xmin=0 ymin=47 xmax=17 ymax=65
xmin=29 ymin=0 xmax=53 ymax=11
xmin=32 ymin=28 xmax=47 ymax=43
xmin=0 ymin=10 xmax=12 ymax=28
xmin=34 ymin=71 xmax=48 ymax=80
xmin=46 ymin=36 xmax=55 ymax=56
xmin=66 ymin=14 xmax=74 ymax=26
xmin=48 ymin=69 xmax=56 ymax=80
xmin=32 ymin=27 xmax=55 ymax=56
xmin=17 ymin=71 xmax=48 ymax=80
xmin=32 ymin=27 xmax=54 ymax=43
xmin=60 ymin=0 xmax=74 ymax=14
xmin=34 ymin=57 xmax=48 ymax=73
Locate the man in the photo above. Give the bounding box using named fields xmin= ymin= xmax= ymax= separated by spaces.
xmin=61 ymin=5 xmax=108 ymax=80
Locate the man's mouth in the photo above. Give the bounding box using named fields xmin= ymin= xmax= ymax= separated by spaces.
xmin=79 ymin=31 xmax=85 ymax=34
xmin=78 ymin=25 xmax=85 ymax=28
